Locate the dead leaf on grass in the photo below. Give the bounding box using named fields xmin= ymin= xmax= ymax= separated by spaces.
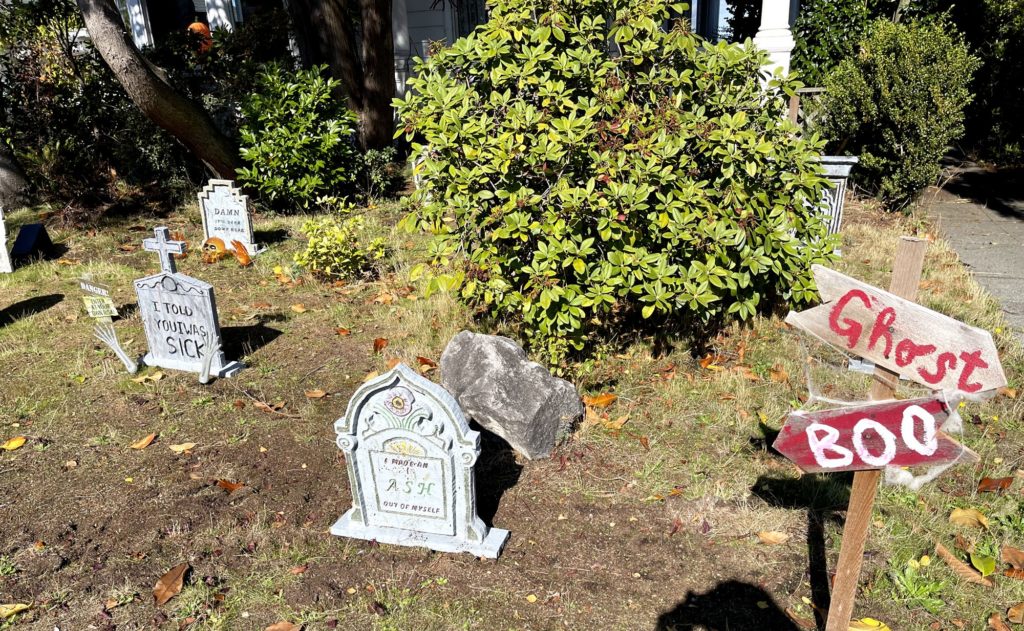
xmin=265 ymin=622 xmax=299 ymax=631
xmin=978 ymin=477 xmax=1013 ymax=493
xmin=935 ymin=542 xmax=993 ymax=587
xmin=0 ymin=604 xmax=30 ymax=619
xmin=637 ymin=435 xmax=650 ymax=451
xmin=254 ymin=400 xmax=285 ymax=414
xmin=1008 ymin=603 xmax=1024 ymax=624
xmin=989 ymin=613 xmax=1011 ymax=631
xmin=130 ymin=433 xmax=157 ymax=450
xmin=153 ymin=562 xmax=188 ymax=606
xmin=757 ymin=531 xmax=791 ymax=545
xmin=230 ymin=241 xmax=252 ymax=267
xmin=1 ymin=436 xmax=26 ymax=451
xmin=733 ymin=365 xmax=760 ymax=382
xmin=335 ymin=327 xmax=351 ymax=336
xmin=131 ymin=371 xmax=165 ymax=383
xmin=304 ymin=389 xmax=327 ymax=399
xmin=698 ymin=353 xmax=724 ymax=369
xmin=252 ymin=301 xmax=272 ymax=309
xmin=169 ymin=442 xmax=197 ymax=454
xmin=216 ymin=479 xmax=244 ymax=493
xmin=373 ymin=337 xmax=389 ymax=354
xmin=583 ymin=393 xmax=617 ymax=408
xmin=290 ymin=304 xmax=307 ymax=314
xmin=1002 ymin=545 xmax=1024 ymax=569
xmin=289 ymin=564 xmax=309 ymax=575
xmin=998 ymin=387 xmax=1017 ymax=399
xmin=363 ymin=371 xmax=380 ymax=382
xmin=769 ymin=363 xmax=789 ymax=383
xmin=602 ymin=415 xmax=629 ymax=431
xmin=784 ymin=608 xmax=816 ymax=630
xmin=386 ymin=358 xmax=401 ymax=370
xmin=950 ymin=508 xmax=989 ymax=529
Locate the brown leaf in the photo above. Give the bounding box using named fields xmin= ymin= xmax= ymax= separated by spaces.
xmin=699 ymin=353 xmax=725 ymax=369
xmin=304 ymin=389 xmax=327 ymax=399
xmin=998 ymin=387 xmax=1017 ymax=399
xmin=230 ymin=241 xmax=252 ymax=267
xmin=1006 ymin=568 xmax=1024 ymax=580
xmin=936 ymin=542 xmax=994 ymax=587
xmin=769 ymin=363 xmax=789 ymax=383
xmin=784 ymin=608 xmax=817 ymax=631
xmin=363 ymin=371 xmax=380 ymax=382
xmin=979 ymin=477 xmax=1013 ymax=494
xmin=386 ymin=358 xmax=401 ymax=370
xmin=130 ymin=433 xmax=157 ymax=450
xmin=290 ymin=304 xmax=307 ymax=314
xmin=601 ymin=415 xmax=629 ymax=431
xmin=757 ymin=531 xmax=791 ymax=545
xmin=1003 ymin=545 xmax=1024 ymax=569
xmin=989 ymin=613 xmax=1011 ymax=631
xmin=265 ymin=623 xmax=299 ymax=631
xmin=733 ymin=365 xmax=760 ymax=382
xmin=368 ymin=601 xmax=387 ymax=616
xmin=950 ymin=508 xmax=989 ymax=529
xmin=216 ymin=480 xmax=244 ymax=493
xmin=254 ymin=400 xmax=285 ymax=414
xmin=117 ymin=243 xmax=139 ymax=252
xmin=232 ymin=399 xmax=245 ymax=409
xmin=373 ymin=338 xmax=389 ymax=354
xmin=335 ymin=327 xmax=351 ymax=336
xmin=252 ymin=302 xmax=272 ymax=309
xmin=1008 ymin=603 xmax=1024 ymax=625
xmin=168 ymin=442 xmax=196 ymax=454
xmin=153 ymin=562 xmax=189 ymax=606
xmin=637 ymin=435 xmax=650 ymax=451
xmin=289 ymin=564 xmax=309 ymax=575
xmin=416 ymin=356 xmax=437 ymax=368
xmin=583 ymin=393 xmax=617 ymax=408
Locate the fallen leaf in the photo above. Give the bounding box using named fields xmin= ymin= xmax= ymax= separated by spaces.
xmin=169 ymin=442 xmax=197 ymax=454
xmin=153 ymin=562 xmax=188 ymax=606
xmin=699 ymin=353 xmax=724 ymax=369
xmin=850 ymin=619 xmax=892 ymax=631
xmin=373 ymin=338 xmax=389 ymax=354
xmin=233 ymin=399 xmax=245 ymax=409
xmin=784 ymin=607 xmax=816 ymax=630
xmin=1003 ymin=545 xmax=1024 ymax=569
xmin=230 ymin=241 xmax=252 ymax=267
xmin=1008 ymin=603 xmax=1024 ymax=624
xmin=989 ymin=613 xmax=1011 ymax=631
xmin=583 ymin=393 xmax=617 ymax=408
xmin=998 ymin=387 xmax=1017 ymax=399
xmin=0 ymin=603 xmax=30 ymax=619
xmin=733 ymin=365 xmax=760 ymax=382
xmin=254 ymin=400 xmax=285 ymax=414
xmin=971 ymin=552 xmax=997 ymax=577
xmin=289 ymin=564 xmax=309 ymax=575
xmin=416 ymin=356 xmax=437 ymax=368
xmin=252 ymin=301 xmax=272 ymax=309
xmin=216 ymin=479 xmax=244 ymax=493
xmin=525 ymin=594 xmax=538 ymax=603
xmin=1005 ymin=568 xmax=1024 ymax=580
xmin=386 ymin=358 xmax=401 ymax=370
xmin=1 ymin=436 xmax=26 ymax=451
xmin=118 ymin=243 xmax=139 ymax=252
xmin=130 ymin=433 xmax=157 ymax=450
xmin=131 ymin=371 xmax=165 ymax=384
xmin=602 ymin=415 xmax=629 ymax=431
xmin=935 ymin=542 xmax=993 ymax=587
xmin=978 ymin=477 xmax=1013 ymax=493
xmin=950 ymin=508 xmax=989 ymax=529
xmin=363 ymin=371 xmax=380 ymax=382
xmin=291 ymin=304 xmax=307 ymax=314
xmin=265 ymin=622 xmax=299 ymax=631
xmin=637 ymin=435 xmax=650 ymax=451
xmin=368 ymin=601 xmax=387 ymax=615
xmin=304 ymin=389 xmax=327 ymax=399
xmin=769 ymin=363 xmax=789 ymax=383
xmin=336 ymin=327 xmax=351 ymax=336
xmin=757 ymin=531 xmax=791 ymax=545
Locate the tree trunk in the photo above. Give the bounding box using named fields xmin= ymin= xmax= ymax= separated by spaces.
xmin=76 ymin=0 xmax=241 ymax=178
xmin=287 ymin=0 xmax=395 ymax=150
xmin=0 ymin=142 xmax=29 ymax=209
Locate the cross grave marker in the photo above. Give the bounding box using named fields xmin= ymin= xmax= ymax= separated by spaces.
xmin=133 ymin=227 xmax=242 ymax=379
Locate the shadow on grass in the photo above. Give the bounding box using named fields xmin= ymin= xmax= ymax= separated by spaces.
xmin=221 ymin=323 xmax=283 ymax=360
xmin=473 ymin=429 xmax=523 ymax=528
xmin=254 ymin=228 xmax=290 ymax=246
xmin=753 ymin=474 xmax=852 ymax=630
xmin=654 ymin=580 xmax=801 ymax=630
xmin=0 ymin=294 xmax=63 ymax=328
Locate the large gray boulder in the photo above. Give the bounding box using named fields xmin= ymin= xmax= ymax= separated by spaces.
xmin=440 ymin=331 xmax=584 ymax=460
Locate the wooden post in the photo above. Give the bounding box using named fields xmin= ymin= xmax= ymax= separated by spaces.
xmin=824 ymin=237 xmax=929 ymax=631
xmin=788 ymin=93 xmax=800 ymax=126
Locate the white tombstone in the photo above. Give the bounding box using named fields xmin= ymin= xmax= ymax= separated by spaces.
xmin=0 ymin=207 xmax=10 ymax=274
xmin=133 ymin=227 xmax=242 ymax=378
xmin=197 ymin=179 xmax=261 ymax=255
xmin=332 ymin=364 xmax=510 ymax=558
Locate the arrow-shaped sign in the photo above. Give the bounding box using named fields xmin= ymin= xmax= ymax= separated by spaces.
xmin=786 ymin=265 xmax=1006 ymax=395
xmin=773 ymin=396 xmax=978 ymax=474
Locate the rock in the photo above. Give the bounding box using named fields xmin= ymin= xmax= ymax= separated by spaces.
xmin=440 ymin=331 xmax=583 ymax=460
xmin=0 ymin=143 xmax=28 ymax=210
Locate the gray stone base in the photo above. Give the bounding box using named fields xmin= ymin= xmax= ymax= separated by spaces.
xmin=330 ymin=510 xmax=509 ymax=559
xmin=141 ymin=354 xmax=244 ymax=378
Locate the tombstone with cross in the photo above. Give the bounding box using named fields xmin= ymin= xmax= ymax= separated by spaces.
xmin=133 ymin=227 xmax=242 ymax=378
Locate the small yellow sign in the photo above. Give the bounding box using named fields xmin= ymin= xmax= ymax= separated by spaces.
xmin=83 ymin=295 xmax=118 ymax=319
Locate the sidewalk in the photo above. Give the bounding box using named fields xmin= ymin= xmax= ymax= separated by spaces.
xmin=923 ymin=165 xmax=1024 ymax=338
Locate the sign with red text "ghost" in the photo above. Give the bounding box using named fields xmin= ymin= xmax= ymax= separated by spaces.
xmin=786 ymin=265 xmax=1006 ymax=395
xmin=773 ymin=396 xmax=978 ymax=474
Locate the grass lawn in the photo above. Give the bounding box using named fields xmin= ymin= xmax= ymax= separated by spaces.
xmin=0 ymin=194 xmax=1021 ymax=630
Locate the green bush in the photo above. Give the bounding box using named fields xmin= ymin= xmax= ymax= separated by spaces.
xmin=294 ymin=207 xmax=387 ymax=280
xmin=237 ymin=64 xmax=360 ymax=210
xmin=397 ymin=0 xmax=835 ymax=365
xmin=791 ymin=0 xmax=871 ymax=86
xmin=360 ymin=147 xmax=406 ymax=200
xmin=816 ymin=19 xmax=979 ymax=209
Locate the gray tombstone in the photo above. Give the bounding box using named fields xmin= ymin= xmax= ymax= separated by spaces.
xmin=197 ymin=179 xmax=261 ymax=255
xmin=332 ymin=364 xmax=509 ymax=558
xmin=817 ymin=155 xmax=859 ymax=236
xmin=0 ymin=207 xmax=10 ymax=274
xmin=133 ymin=227 xmax=242 ymax=378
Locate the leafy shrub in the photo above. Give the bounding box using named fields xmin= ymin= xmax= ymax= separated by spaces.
xmin=294 ymin=206 xmax=387 ymax=280
xmin=360 ymin=147 xmax=406 ymax=200
xmin=791 ymin=0 xmax=871 ymax=86
xmin=237 ymin=64 xmax=360 ymax=210
xmin=816 ymin=19 xmax=979 ymax=209
xmin=398 ymin=0 xmax=835 ymax=365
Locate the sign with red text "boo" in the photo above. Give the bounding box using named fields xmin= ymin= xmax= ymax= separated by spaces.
xmin=786 ymin=265 xmax=1006 ymax=395
xmin=773 ymin=396 xmax=978 ymax=474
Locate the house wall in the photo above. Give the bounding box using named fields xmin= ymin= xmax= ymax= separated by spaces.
xmin=406 ymin=0 xmax=453 ymax=59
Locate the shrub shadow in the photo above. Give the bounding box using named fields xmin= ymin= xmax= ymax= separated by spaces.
xmin=473 ymin=428 xmax=523 ymax=527
xmin=943 ymin=166 xmax=1024 ymax=220
xmin=254 ymin=228 xmax=290 ymax=246
xmin=0 ymin=294 xmax=63 ymax=328
xmin=654 ymin=580 xmax=800 ymax=630
xmin=221 ymin=323 xmax=283 ymax=360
